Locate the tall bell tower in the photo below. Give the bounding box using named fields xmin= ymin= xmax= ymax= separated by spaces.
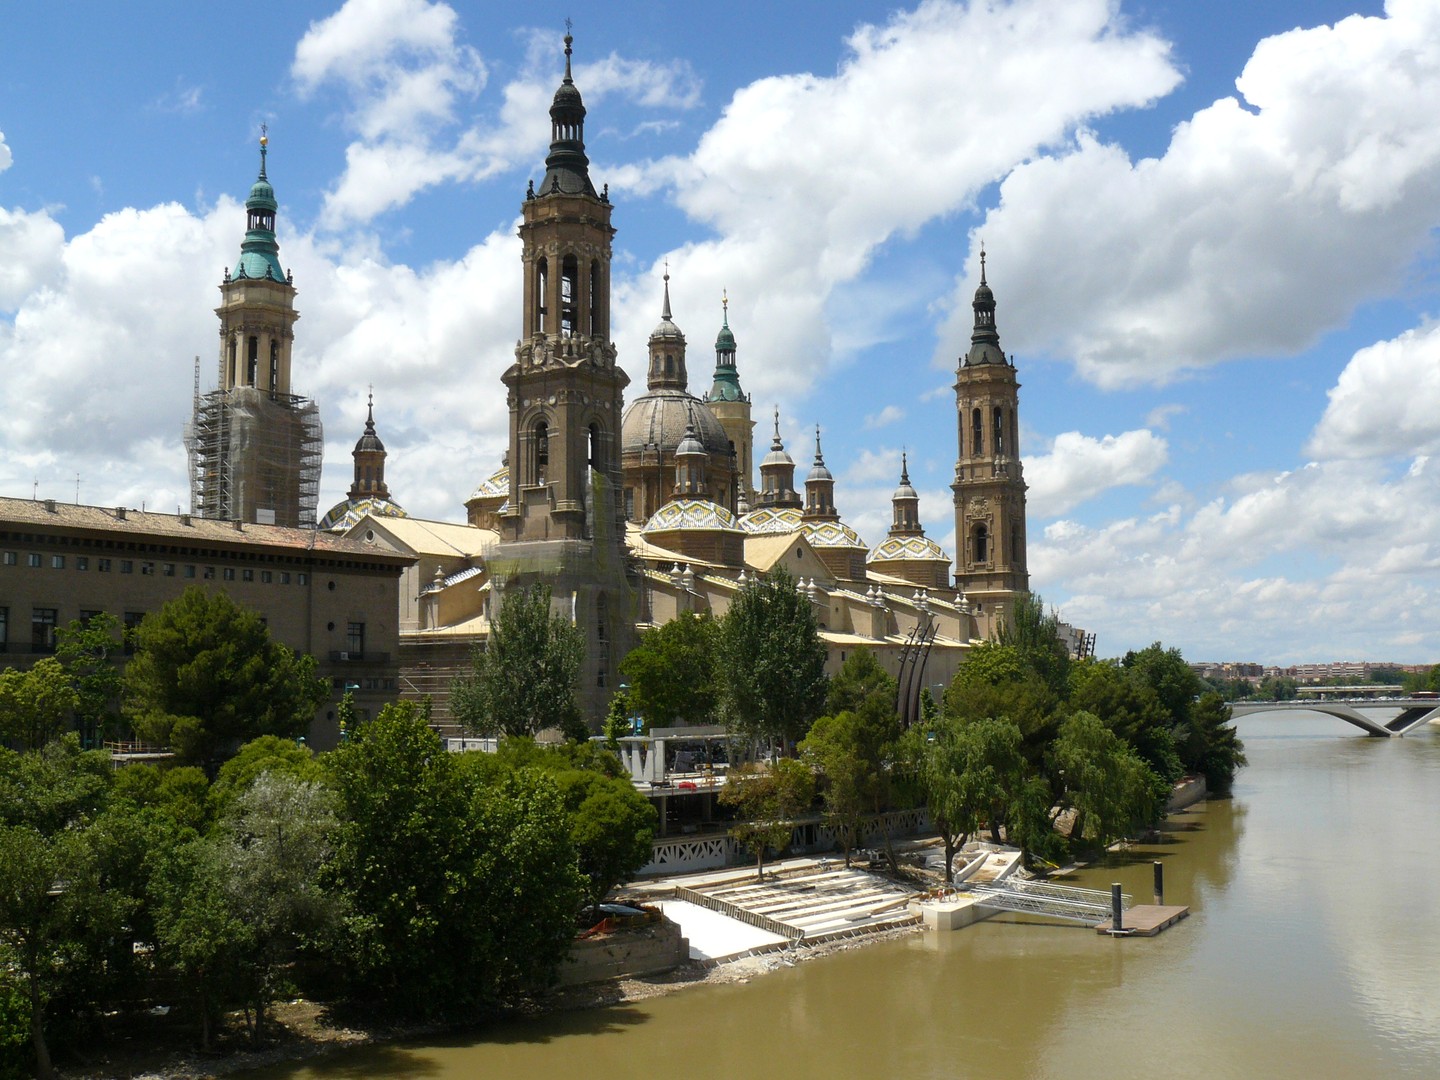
xmin=952 ymin=250 xmax=1028 ymax=621
xmin=492 ymin=33 xmax=634 ymax=728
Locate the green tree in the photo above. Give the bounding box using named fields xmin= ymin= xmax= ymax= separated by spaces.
xmin=209 ymin=734 xmax=322 ymax=819
xmin=800 ymin=697 xmax=899 ymax=866
xmin=1181 ymin=692 xmax=1248 ymax=793
xmin=1050 ymin=711 xmax=1167 ymax=851
xmin=997 ymin=592 xmax=1071 ymax=696
xmin=123 ymin=588 xmax=327 ymax=775
xmin=825 ymin=649 xmax=898 ymax=723
xmin=0 ymin=826 xmax=83 ymax=1079
xmin=559 ymin=771 xmax=656 ymax=920
xmin=216 ymin=773 xmax=342 ymax=1040
xmin=0 ymin=736 xmax=111 ymax=834
xmin=151 ymin=835 xmax=251 ymax=1050
xmin=0 ymin=660 xmax=78 ymax=751
xmin=716 ymin=567 xmax=828 ymax=750
xmin=451 ymin=583 xmax=586 ymax=740
xmin=54 ymin=613 xmax=125 ymax=749
xmin=1068 ymin=658 xmax=1184 ymax=783
xmin=619 ymin=613 xmax=718 ymax=727
xmin=324 ymin=703 xmax=584 ymax=1017
xmin=718 ymin=759 xmax=815 ymax=882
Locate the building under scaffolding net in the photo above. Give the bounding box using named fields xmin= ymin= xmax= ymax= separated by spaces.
xmin=186 ymin=386 xmax=323 ymax=528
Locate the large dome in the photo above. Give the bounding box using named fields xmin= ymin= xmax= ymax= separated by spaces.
xmin=621 ymin=390 xmax=731 ymax=459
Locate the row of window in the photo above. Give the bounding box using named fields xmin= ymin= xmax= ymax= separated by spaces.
xmin=2 ymin=551 xmax=308 ymax=585
xmin=329 ymin=676 xmax=397 ymax=692
xmin=0 ymin=607 xmax=143 ymax=655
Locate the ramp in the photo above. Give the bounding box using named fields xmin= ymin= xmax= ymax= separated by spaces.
xmin=965 ymin=878 xmax=1130 ymax=926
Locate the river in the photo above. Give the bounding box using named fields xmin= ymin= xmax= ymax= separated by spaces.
xmin=250 ymin=714 xmax=1440 ymax=1079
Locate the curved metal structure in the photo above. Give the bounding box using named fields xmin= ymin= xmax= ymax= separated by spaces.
xmin=1230 ymin=699 xmax=1440 ymax=737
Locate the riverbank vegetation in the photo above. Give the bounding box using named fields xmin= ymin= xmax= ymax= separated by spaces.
xmin=0 ymin=579 xmax=1245 ymax=1077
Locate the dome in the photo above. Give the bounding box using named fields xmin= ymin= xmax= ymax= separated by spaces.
xmin=641 ymin=498 xmax=743 ymax=536
xmin=320 ymin=495 xmax=407 ymax=533
xmin=651 ymin=313 xmax=684 ymax=341
xmin=868 ymin=535 xmax=950 ymax=563
xmin=247 ymin=177 xmax=277 ymax=212
xmin=675 ymin=421 xmax=705 ymax=458
xmin=468 ymin=464 xmax=508 ymax=503
xmin=621 ymin=391 xmax=731 ymax=458
xmin=740 ymin=506 xmax=802 ymax=535
xmin=761 ymin=442 xmax=794 ymax=469
xmin=802 ymin=520 xmax=866 ymax=550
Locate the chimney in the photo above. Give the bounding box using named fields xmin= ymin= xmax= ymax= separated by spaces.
xmin=43 ymin=499 xmax=56 ymax=513
xmin=115 ymin=506 xmax=127 ymax=520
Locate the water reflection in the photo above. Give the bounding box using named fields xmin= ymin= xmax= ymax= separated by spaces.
xmin=249 ymin=717 xmax=1440 ymax=1080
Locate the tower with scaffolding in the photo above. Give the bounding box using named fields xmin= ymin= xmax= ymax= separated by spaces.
xmin=185 ymin=131 xmax=322 ymax=528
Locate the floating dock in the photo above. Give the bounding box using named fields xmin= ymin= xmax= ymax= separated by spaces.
xmin=1095 ymin=904 xmax=1189 ymax=936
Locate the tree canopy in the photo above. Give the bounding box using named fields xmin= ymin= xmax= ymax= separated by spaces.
xmin=619 ymin=613 xmax=718 ymax=728
xmin=451 ymin=583 xmax=586 ymax=740
xmin=122 ymin=587 xmax=327 ymax=775
xmin=715 ymin=567 xmax=828 ymax=750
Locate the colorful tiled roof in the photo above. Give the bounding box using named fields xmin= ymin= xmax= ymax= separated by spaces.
xmin=868 ymin=535 xmax=950 ymax=563
xmin=641 ymin=498 xmax=743 ymax=535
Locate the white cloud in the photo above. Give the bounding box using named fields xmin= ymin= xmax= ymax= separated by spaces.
xmin=295 ymin=4 xmax=700 ymax=229
xmin=1145 ymin=403 xmax=1186 ymax=431
xmin=937 ymin=1 xmax=1440 ymax=387
xmin=0 ymin=206 xmax=66 ymax=311
xmin=608 ymin=0 xmax=1179 ymax=408
xmin=0 ymin=130 xmax=13 ymax=173
xmin=1026 ymin=429 xmax=1169 ymax=518
xmin=1308 ymin=320 xmax=1440 ymax=460
xmin=865 ymin=405 xmax=905 ymax=429
xmin=1033 ymin=456 xmax=1440 ymax=661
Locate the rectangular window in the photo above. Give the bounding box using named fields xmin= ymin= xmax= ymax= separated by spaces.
xmin=80 ymin=609 xmax=102 ymax=623
xmin=242 ymin=569 xmax=254 ymax=582
xmin=98 ymin=558 xmax=111 ymax=572
xmin=140 ymin=561 xmax=154 ymax=575
xmin=163 ymin=563 xmax=176 ymax=577
xmin=223 ymin=568 xmax=235 ymax=581
xmin=51 ymin=555 xmax=65 ymax=569
xmin=76 ymin=557 xmax=89 ymax=571
xmin=2 ymin=552 xmax=16 ymax=566
xmin=203 ymin=566 xmax=215 ymax=580
xmin=120 ymin=560 xmax=133 ymax=574
xmin=280 ymin=572 xmax=291 ymax=584
xmin=0 ymin=607 xmax=7 ymax=652
xmin=261 ymin=570 xmax=273 ymax=584
xmin=27 ymin=553 xmax=41 ymax=568
xmin=31 ymin=608 xmax=58 ymax=653
xmin=297 ymin=573 xmax=308 ymax=585
xmin=184 ymin=565 xmax=196 ymax=579
xmin=346 ymin=622 xmax=365 ymax=657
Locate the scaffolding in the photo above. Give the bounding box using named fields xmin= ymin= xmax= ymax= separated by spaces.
xmin=187 ymin=386 xmax=323 ymax=528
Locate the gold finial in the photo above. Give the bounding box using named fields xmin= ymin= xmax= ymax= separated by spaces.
xmin=260 ymin=122 xmax=268 ymax=148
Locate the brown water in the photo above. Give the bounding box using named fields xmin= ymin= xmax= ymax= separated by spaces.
xmin=252 ymin=715 xmax=1440 ymax=1080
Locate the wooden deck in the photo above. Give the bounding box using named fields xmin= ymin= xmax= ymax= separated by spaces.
xmin=1095 ymin=904 xmax=1189 ymax=936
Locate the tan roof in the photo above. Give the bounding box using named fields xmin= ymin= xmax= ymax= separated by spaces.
xmin=0 ymin=496 xmax=413 ymax=565
xmin=346 ymin=515 xmax=498 ymax=559
xmin=743 ymin=532 xmax=833 ymax=582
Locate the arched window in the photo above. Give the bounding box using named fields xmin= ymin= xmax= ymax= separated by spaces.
xmin=1009 ymin=409 xmax=1018 ymax=457
xmin=228 ymin=338 xmax=237 ymax=386
xmin=665 ymin=354 xmax=675 ymax=377
xmin=536 ymin=258 xmax=549 ymax=334
xmin=589 ymin=260 xmax=602 ymax=338
xmin=560 ymin=255 xmax=579 ymax=337
xmin=1011 ymin=524 xmax=1021 ymax=566
xmin=972 ymin=407 xmax=983 ymax=455
xmin=588 ymin=423 xmax=600 ymax=468
xmin=246 ymin=336 xmax=259 ymax=386
xmin=269 ymin=341 xmax=279 ymax=395
xmin=532 ymin=420 xmax=549 ymax=484
xmin=994 ymin=406 xmax=1005 ymax=456
xmin=974 ymin=523 xmax=989 ymax=564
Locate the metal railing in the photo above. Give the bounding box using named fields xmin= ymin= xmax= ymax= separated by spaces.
xmin=965 ymin=878 xmax=1130 ymax=925
xmin=674 ymin=884 xmax=804 ymax=941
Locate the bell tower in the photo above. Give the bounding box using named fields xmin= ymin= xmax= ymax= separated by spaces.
xmin=500 ymin=32 xmax=627 ymax=545
xmin=492 ymin=32 xmax=635 ymax=730
xmin=952 ymin=250 xmax=1028 ymax=619
xmin=187 ymin=131 xmax=322 ymax=528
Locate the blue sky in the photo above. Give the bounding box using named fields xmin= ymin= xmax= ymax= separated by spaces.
xmin=5 ymin=0 xmax=1440 ymax=665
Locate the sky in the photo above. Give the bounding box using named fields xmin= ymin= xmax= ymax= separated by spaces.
xmin=4 ymin=0 xmax=1440 ymax=666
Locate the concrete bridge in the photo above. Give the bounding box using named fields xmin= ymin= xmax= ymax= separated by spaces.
xmin=1230 ymin=698 xmax=1440 ymax=737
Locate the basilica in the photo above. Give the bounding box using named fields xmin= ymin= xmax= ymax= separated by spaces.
xmin=317 ymin=34 xmax=1050 ymax=730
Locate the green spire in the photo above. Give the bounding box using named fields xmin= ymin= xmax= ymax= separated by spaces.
xmin=707 ymin=289 xmax=746 ymax=403
xmin=232 ymin=128 xmax=288 ymax=285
